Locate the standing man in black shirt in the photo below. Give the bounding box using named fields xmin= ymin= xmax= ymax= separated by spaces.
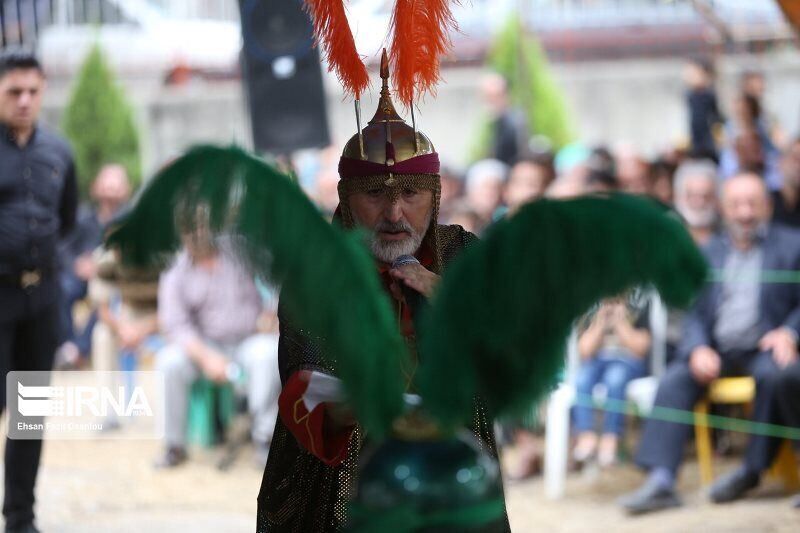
xmin=480 ymin=73 xmax=529 ymax=167
xmin=684 ymin=58 xmax=724 ymax=162
xmin=0 ymin=51 xmax=77 ymax=533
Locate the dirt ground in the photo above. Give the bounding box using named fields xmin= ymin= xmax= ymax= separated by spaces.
xmin=7 ymin=434 xmax=793 ymax=532
xmin=6 ymin=368 xmax=799 ymax=532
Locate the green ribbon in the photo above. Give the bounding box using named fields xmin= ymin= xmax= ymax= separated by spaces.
xmin=348 ymin=498 xmax=505 ymax=532
xmin=575 ymin=393 xmax=800 ymax=440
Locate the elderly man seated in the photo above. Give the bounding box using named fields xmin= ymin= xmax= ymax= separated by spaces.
xmin=620 ymin=172 xmax=800 ymax=513
xmin=57 ymin=164 xmax=132 ymax=367
xmin=155 ymin=222 xmax=280 ymax=468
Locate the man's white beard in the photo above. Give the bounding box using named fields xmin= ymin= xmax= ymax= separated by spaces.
xmin=677 ymin=203 xmax=716 ymax=228
xmin=366 ymin=212 xmax=431 ymax=263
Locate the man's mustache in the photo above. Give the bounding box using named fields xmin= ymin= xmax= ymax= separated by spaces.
xmin=374 ymin=220 xmax=414 ymax=234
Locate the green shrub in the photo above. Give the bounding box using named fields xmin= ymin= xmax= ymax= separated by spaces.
xmin=471 ymin=16 xmax=575 ymax=161
xmin=62 ymin=44 xmax=141 ymax=196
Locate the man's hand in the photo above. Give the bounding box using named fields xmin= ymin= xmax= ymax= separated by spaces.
xmin=200 ymin=351 xmax=229 ymax=383
xmin=324 ymin=402 xmax=357 ymax=436
xmin=389 ymin=263 xmax=441 ymax=298
xmin=689 ymin=345 xmax=721 ymax=384
xmin=593 ymin=304 xmax=612 ymax=327
xmin=760 ymin=327 xmax=799 ymax=368
xmin=117 ymin=322 xmax=146 ymax=350
xmin=293 ymin=371 xmax=356 ymax=435
xmin=73 ymin=254 xmax=97 ymax=281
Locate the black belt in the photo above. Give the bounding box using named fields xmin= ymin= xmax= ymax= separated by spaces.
xmin=0 ymin=268 xmax=52 ymax=289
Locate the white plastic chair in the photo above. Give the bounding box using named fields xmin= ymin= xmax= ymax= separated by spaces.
xmin=544 ymin=292 xmax=667 ymax=499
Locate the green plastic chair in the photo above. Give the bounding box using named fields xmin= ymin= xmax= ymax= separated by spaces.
xmin=187 ymin=378 xmax=236 ymax=447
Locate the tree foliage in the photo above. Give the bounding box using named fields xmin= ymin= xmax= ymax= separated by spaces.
xmin=472 ymin=16 xmax=575 ymax=160
xmin=62 ymin=44 xmax=141 ymax=196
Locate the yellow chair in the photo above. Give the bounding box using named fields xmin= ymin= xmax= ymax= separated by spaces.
xmin=694 ymin=376 xmax=800 ymax=489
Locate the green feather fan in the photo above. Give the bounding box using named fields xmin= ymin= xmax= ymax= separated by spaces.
xmin=417 ymin=194 xmax=708 ymax=427
xmin=108 ymin=145 xmax=707 ymax=438
xmin=107 ymin=145 xmax=407 ymax=437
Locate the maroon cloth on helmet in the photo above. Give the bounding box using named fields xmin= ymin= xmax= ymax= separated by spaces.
xmin=338 ymin=152 xmax=440 ymax=178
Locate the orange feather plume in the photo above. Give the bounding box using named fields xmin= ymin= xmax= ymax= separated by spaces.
xmin=304 ymin=0 xmax=370 ymax=98
xmin=389 ymin=0 xmax=458 ymax=106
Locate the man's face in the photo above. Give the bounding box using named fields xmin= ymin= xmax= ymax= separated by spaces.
xmin=348 ymin=187 xmax=434 ymax=264
xmin=677 ymin=176 xmax=717 ymax=228
xmin=439 ymin=172 xmax=463 ymax=207
xmin=467 ymin=176 xmax=504 ymax=220
xmin=735 ymin=132 xmax=765 ymax=172
xmin=504 ymin=162 xmax=547 ymax=213
xmin=721 ymin=174 xmax=771 ymax=243
xmin=743 ymin=73 xmax=765 ymax=100
xmin=92 ymin=166 xmax=131 ymax=212
xmin=0 ymin=68 xmax=44 ymax=131
xmin=481 ymin=75 xmax=508 ymax=116
xmin=617 ymin=156 xmax=651 ymax=195
xmin=683 ymin=63 xmax=709 ymax=90
xmin=179 ymin=224 xmax=217 ymax=262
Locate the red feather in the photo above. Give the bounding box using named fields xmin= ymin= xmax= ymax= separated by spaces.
xmin=304 ymin=0 xmax=370 ymax=98
xmin=389 ymin=0 xmax=458 ymax=106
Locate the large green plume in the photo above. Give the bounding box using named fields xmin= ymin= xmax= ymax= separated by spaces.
xmin=107 ymin=146 xmax=408 ymax=437
xmin=417 ymin=194 xmax=708 ymax=427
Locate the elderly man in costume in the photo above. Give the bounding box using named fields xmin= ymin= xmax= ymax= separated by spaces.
xmin=106 ymin=3 xmax=708 ymax=531
xmin=255 ymin=55 xmax=507 ymax=532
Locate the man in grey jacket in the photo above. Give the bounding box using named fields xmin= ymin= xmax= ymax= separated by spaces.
xmin=621 ymin=172 xmax=800 ymax=514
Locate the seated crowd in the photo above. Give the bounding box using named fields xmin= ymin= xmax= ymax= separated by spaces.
xmin=56 ymin=67 xmax=800 ymax=514
xmin=56 ymin=166 xmax=281 ymax=469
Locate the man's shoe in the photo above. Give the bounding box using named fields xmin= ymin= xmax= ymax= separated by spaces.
xmin=5 ymin=522 xmax=41 ymax=533
xmin=154 ymin=446 xmax=187 ymax=469
xmin=618 ymin=478 xmax=682 ymax=515
xmin=709 ymin=467 xmax=760 ymax=503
